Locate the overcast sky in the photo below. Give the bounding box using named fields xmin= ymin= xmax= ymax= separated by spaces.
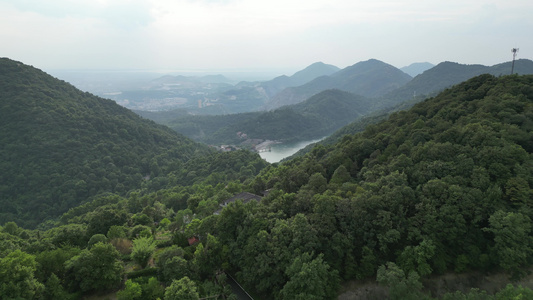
xmin=1 ymin=0 xmax=531 ymax=73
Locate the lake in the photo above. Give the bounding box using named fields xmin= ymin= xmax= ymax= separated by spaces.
xmin=259 ymin=137 xmax=324 ymax=163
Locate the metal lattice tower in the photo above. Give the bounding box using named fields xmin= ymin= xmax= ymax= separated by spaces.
xmin=511 ymin=48 xmax=519 ymax=74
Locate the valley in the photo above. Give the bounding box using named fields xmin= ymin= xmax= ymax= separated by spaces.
xmin=3 ymin=0 xmax=532 ymax=298
xmin=1 ymin=57 xmax=532 ymax=300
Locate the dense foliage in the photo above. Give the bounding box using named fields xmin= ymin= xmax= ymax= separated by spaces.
xmin=0 ymin=59 xmax=270 ymax=228
xmin=1 ymin=61 xmax=532 ymax=300
xmin=0 ymin=58 xmax=216 ymax=227
xmin=218 ymin=74 xmax=532 ymax=297
xmin=232 ymin=74 xmax=532 ymax=294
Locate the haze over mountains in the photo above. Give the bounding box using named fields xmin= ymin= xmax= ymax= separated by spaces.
xmin=52 ymin=58 xmax=533 ymax=119
xmin=136 ymin=58 xmax=533 ymax=151
xmin=246 ymin=61 xmax=340 ymax=98
xmin=1 ymin=55 xmax=533 ymax=299
xmin=264 ymin=59 xmax=412 ymax=110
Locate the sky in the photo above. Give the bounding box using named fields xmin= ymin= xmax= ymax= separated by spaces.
xmin=1 ymin=0 xmax=532 ymax=74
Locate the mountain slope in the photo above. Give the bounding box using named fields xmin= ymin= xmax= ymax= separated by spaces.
xmin=0 ymin=58 xmax=211 ymax=228
xmin=231 ymin=62 xmax=340 ymax=101
xmin=236 ymin=74 xmax=533 ymax=297
xmin=265 ymin=59 xmax=412 ymax=110
xmin=289 ymin=61 xmax=341 ymax=86
xmin=377 ymin=59 xmax=533 ymax=109
xmin=235 ymin=89 xmax=370 ymax=141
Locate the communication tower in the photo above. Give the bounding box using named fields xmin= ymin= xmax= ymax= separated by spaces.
xmin=511 ymin=48 xmax=519 ymax=74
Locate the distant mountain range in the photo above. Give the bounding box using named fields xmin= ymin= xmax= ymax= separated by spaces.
xmin=378 ymin=59 xmax=533 ymax=109
xmin=265 ymin=59 xmax=412 ymax=110
xmin=400 ymin=62 xmax=435 ymax=77
xmin=285 ymin=58 xmax=533 ymax=159
xmin=218 ymin=62 xmax=341 ymax=111
xmin=113 ymin=62 xmax=341 ymax=114
xmin=255 ymin=62 xmax=340 ymax=98
xmin=140 ymin=58 xmax=533 ymax=147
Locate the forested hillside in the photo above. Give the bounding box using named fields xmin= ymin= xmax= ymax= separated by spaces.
xmin=380 ymin=59 xmax=533 ymax=109
xmin=257 ymin=61 xmax=340 ymax=98
xmin=1 ymin=65 xmax=532 ymax=299
xmin=238 ymin=75 xmax=533 ymax=291
xmin=0 ymin=58 xmax=266 ymax=228
xmin=234 ymin=74 xmax=533 ymax=297
xmin=287 ymin=59 xmax=533 ymax=160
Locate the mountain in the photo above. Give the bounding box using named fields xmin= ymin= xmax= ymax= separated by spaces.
xmin=288 ymin=59 xmax=533 ymax=159
xmin=0 ymin=58 xmax=213 ymax=228
xmin=3 ymin=73 xmax=532 ymax=300
xmin=265 ymin=59 xmax=412 ymax=110
xmin=158 ymin=89 xmax=370 ymax=145
xmin=289 ymin=62 xmax=341 ymax=86
xmin=232 ymin=89 xmax=370 ymax=142
xmin=375 ymin=59 xmax=533 ymax=111
xmin=400 ymin=62 xmax=435 ymax=77
xmin=230 ymin=62 xmax=340 ymax=100
xmin=238 ymin=74 xmax=533 ymax=297
xmin=488 ymin=59 xmax=533 ymax=76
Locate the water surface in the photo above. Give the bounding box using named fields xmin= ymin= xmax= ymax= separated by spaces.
xmin=259 ymin=137 xmax=324 ymax=163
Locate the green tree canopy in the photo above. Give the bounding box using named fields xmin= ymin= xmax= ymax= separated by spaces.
xmin=0 ymin=250 xmax=44 ymax=299
xmin=280 ymin=253 xmax=339 ymax=300
xmin=164 ymin=276 xmax=199 ymax=300
xmin=131 ymin=236 xmax=157 ymax=269
xmin=65 ymin=242 xmax=123 ymax=292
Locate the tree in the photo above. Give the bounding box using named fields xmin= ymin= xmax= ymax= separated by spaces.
xmin=107 ymin=225 xmax=127 ymax=239
xmin=193 ymin=234 xmax=224 ymax=278
xmin=86 ymin=207 xmax=128 ymax=237
xmin=329 ymin=165 xmax=351 ymax=185
xmin=35 ymin=246 xmax=81 ymax=282
xmin=493 ymin=284 xmax=533 ymax=300
xmin=129 ymin=224 xmax=153 ymax=239
xmin=42 ymin=273 xmax=73 ymax=300
xmin=505 ymin=177 xmax=530 ymax=204
xmin=87 ymin=233 xmax=108 ymax=248
xmin=47 ymin=223 xmax=88 ymax=247
xmin=484 ymin=210 xmax=533 ymax=278
xmin=0 ymin=250 xmax=44 ymax=299
xmin=117 ymin=279 xmax=142 ymax=300
xmin=397 ymin=239 xmax=436 ymax=276
xmin=156 ymin=245 xmax=187 ymax=284
xmin=164 ymin=276 xmax=199 ymax=300
xmin=131 ymin=237 xmax=157 ymax=269
xmin=159 ymin=217 xmax=171 ymax=230
xmin=280 ymin=253 xmax=339 ymax=300
xmin=160 ymin=255 xmax=190 ymax=285
xmin=2 ymin=221 xmax=21 ymax=236
xmin=376 ymin=262 xmax=426 ymax=300
xmin=307 ymin=173 xmax=327 ymax=193
xmin=65 ymin=242 xmax=123 ymax=292
xmin=141 ymin=277 xmax=165 ymax=300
